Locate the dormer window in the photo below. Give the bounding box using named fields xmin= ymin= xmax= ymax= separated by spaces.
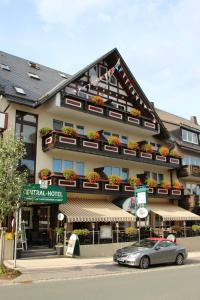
xmin=60 ymin=73 xmax=68 ymax=79
xmin=14 ymin=87 xmax=26 ymax=95
xmin=182 ymin=129 xmax=199 ymax=144
xmin=28 ymin=72 xmax=40 ymax=80
xmin=28 ymin=61 xmax=40 ymax=70
xmin=99 ymin=65 xmax=107 ymax=80
xmin=110 ymin=74 xmax=117 ymax=85
xmin=1 ymin=64 xmax=10 ymax=71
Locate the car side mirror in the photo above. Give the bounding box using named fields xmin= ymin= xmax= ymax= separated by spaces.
xmin=155 ymin=246 xmax=160 ymax=251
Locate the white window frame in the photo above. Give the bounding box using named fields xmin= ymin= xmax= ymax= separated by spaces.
xmin=99 ymin=65 xmax=108 ymax=82
xmin=28 ymin=72 xmax=40 ymax=80
xmin=14 ymin=87 xmax=26 ymax=95
xmin=1 ymin=64 xmax=10 ymax=71
xmin=182 ymin=129 xmax=199 ymax=145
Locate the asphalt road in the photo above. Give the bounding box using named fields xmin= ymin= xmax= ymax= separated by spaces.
xmin=0 ymin=263 xmax=200 ymax=300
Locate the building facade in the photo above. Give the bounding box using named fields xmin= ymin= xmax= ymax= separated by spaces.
xmin=1 ymin=48 xmax=199 ymax=248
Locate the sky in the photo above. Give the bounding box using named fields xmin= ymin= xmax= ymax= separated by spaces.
xmin=0 ymin=0 xmax=200 ymax=122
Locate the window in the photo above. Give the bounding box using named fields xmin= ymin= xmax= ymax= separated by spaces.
xmin=1 ymin=64 xmax=10 ymax=71
xmin=103 ymin=131 xmax=111 ymax=139
xmin=112 ymin=167 xmax=120 ymax=176
xmin=76 ymin=125 xmax=84 ymax=135
xmin=20 ymin=159 xmax=35 ymax=176
xmin=158 ymin=241 xmax=175 ymax=248
xmin=53 ymin=120 xmax=63 ymax=130
xmin=64 ymin=122 xmax=73 ymax=128
xmin=78 ymin=91 xmax=89 ymax=99
xmin=104 ymin=166 xmax=129 ymax=179
xmin=104 ymin=166 xmax=112 ymax=176
xmin=121 ymin=168 xmax=129 ymax=181
xmin=60 ymin=73 xmax=68 ymax=79
xmin=76 ymin=162 xmax=85 ymax=175
xmin=145 ymin=171 xmax=163 ymax=184
xmin=182 ymin=155 xmax=200 ymax=166
xmin=14 ymin=87 xmax=26 ymax=95
xmin=99 ymin=65 xmax=107 ymax=79
xmin=63 ymin=160 xmax=73 ymax=169
xmin=110 ymin=75 xmax=117 ymax=85
xmin=182 ymin=129 xmax=199 ymax=144
xmin=121 ymin=136 xmax=128 ymax=144
xmin=111 ymin=102 xmax=126 ymax=111
xmin=28 ymin=72 xmax=40 ymax=80
xmin=53 ymin=159 xmax=62 ymax=172
xmin=28 ymin=61 xmax=40 ymax=70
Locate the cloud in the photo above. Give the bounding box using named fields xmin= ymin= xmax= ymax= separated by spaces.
xmin=33 ymin=0 xmax=112 ymax=26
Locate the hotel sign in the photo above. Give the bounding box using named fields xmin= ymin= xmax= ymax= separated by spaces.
xmin=22 ymin=184 xmax=67 ymax=204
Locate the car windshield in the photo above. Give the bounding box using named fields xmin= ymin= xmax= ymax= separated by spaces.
xmin=132 ymin=239 xmax=157 ymax=248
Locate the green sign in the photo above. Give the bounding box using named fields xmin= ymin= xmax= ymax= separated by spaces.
xmin=22 ymin=184 xmax=67 ymax=204
xmin=134 ymin=186 xmax=148 ymax=208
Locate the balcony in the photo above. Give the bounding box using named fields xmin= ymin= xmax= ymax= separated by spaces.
xmin=46 ymin=173 xmax=183 ymax=198
xmin=61 ymin=94 xmax=160 ymax=134
xmin=178 ymin=165 xmax=200 ymax=181
xmin=42 ymin=130 xmax=182 ymax=168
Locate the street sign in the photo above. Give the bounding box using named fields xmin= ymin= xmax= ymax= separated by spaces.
xmin=39 ymin=180 xmax=48 ymax=189
xmin=21 ymin=184 xmax=67 ymax=204
xmin=134 ymin=186 xmax=148 ymax=205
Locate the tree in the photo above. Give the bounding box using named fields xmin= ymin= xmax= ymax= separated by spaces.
xmin=0 ymin=130 xmax=27 ymax=265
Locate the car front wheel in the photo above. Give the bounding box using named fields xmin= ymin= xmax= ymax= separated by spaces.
xmin=175 ymin=254 xmax=184 ymax=265
xmin=139 ymin=256 xmax=150 ymax=269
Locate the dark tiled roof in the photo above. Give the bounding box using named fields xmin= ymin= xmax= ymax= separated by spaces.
xmin=0 ymin=51 xmax=70 ymax=106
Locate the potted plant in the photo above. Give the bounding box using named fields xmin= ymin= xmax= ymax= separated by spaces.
xmin=141 ymin=143 xmax=154 ymax=154
xmin=173 ymin=181 xmax=183 ymax=189
xmin=170 ymin=225 xmax=182 ymax=234
xmin=72 ymin=229 xmax=90 ymax=244
xmin=90 ymin=95 xmax=105 ymax=106
xmin=169 ymin=149 xmax=181 ymax=158
xmin=39 ymin=127 xmax=52 ymax=137
xmin=159 ymin=146 xmax=170 ymax=157
xmin=63 ymin=169 xmax=77 ymax=181
xmin=86 ymin=131 xmax=100 ymax=141
xmin=108 ymin=175 xmax=121 ymax=185
xmin=61 ymin=127 xmax=77 ymax=137
xmin=145 ymin=178 xmax=157 ymax=188
xmin=85 ymin=171 xmax=100 ymax=183
xmin=128 ymin=176 xmax=141 ymax=187
xmin=38 ymin=168 xmax=51 ymax=180
xmin=130 ymin=108 xmax=141 ymax=117
xmin=127 ymin=141 xmax=139 ymax=150
xmin=160 ymin=181 xmax=171 ymax=189
xmin=107 ymin=136 xmax=121 ymax=146
xmin=55 ymin=227 xmax=64 ymax=255
xmin=125 ymin=227 xmax=137 ymax=239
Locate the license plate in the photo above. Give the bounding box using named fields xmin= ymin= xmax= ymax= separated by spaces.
xmin=118 ymin=257 xmax=126 ymax=262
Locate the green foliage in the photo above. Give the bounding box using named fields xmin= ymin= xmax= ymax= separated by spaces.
xmin=170 ymin=225 xmax=182 ymax=233
xmin=125 ymin=227 xmax=137 ymax=236
xmin=72 ymin=229 xmax=90 ymax=236
xmin=39 ymin=127 xmax=52 ymax=136
xmin=0 ymin=130 xmax=27 ymax=225
xmin=38 ymin=168 xmax=51 ymax=179
xmin=192 ymin=225 xmax=200 ymax=232
xmin=63 ymin=169 xmax=77 ymax=180
xmin=55 ymin=227 xmax=64 ymax=244
xmin=86 ymin=171 xmax=100 ymax=183
xmin=61 ymin=127 xmax=77 ymax=137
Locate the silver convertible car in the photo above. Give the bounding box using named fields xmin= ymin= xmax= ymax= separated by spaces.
xmin=113 ymin=238 xmax=187 ymax=269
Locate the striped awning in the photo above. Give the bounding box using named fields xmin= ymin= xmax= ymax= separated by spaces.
xmin=59 ymin=198 xmax=135 ymax=222
xmin=149 ymin=203 xmax=200 ymax=221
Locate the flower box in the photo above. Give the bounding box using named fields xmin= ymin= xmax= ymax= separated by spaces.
xmin=82 ymin=182 xmax=99 ymax=189
xmin=154 ymin=154 xmax=167 ymax=162
xmin=59 ymin=136 xmax=77 ymax=145
xmin=104 ymin=184 xmax=120 ymax=191
xmin=170 ymin=189 xmax=182 ymax=196
xmin=65 ymin=98 xmax=82 ymax=108
xmin=157 ymin=188 xmax=169 ymax=195
xmin=168 ymin=157 xmax=180 ymax=165
xmin=108 ymin=110 xmax=123 ymax=120
xmin=58 ymin=179 xmax=77 ymax=187
xmin=127 ymin=116 xmax=140 ymax=125
xmin=143 ymin=121 xmax=156 ymax=129
xmin=123 ymin=148 xmax=137 ymax=156
xmin=148 ymin=187 xmax=155 ymax=194
xmin=88 ymin=104 xmax=104 ymax=114
xmin=82 ymin=140 xmax=99 ymax=149
xmin=104 ymin=145 xmax=119 ymax=153
xmin=139 ymin=152 xmax=153 ymax=159
xmin=124 ymin=185 xmax=134 ymax=192
xmin=45 ymin=136 xmax=53 ymax=145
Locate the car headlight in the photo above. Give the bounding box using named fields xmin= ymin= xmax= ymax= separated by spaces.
xmin=128 ymin=253 xmax=140 ymax=259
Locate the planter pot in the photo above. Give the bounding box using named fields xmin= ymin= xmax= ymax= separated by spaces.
xmin=82 ymin=182 xmax=99 ymax=189
xmin=104 ymin=145 xmax=119 ymax=153
xmin=55 ymin=245 xmax=64 ymax=255
xmin=170 ymin=189 xmax=182 ymax=196
xmin=58 ymin=179 xmax=77 ymax=187
xmin=59 ymin=136 xmax=77 ymax=145
xmin=82 ymin=140 xmax=99 ymax=149
xmin=156 ymin=188 xmax=169 ymax=195
xmin=154 ymin=154 xmax=167 ymax=162
xmin=87 ymin=104 xmax=104 ymax=114
xmin=148 ymin=187 xmax=155 ymax=194
xmin=104 ymin=184 xmax=120 ymax=191
xmin=127 ymin=115 xmax=140 ymax=125
xmin=123 ymin=185 xmax=134 ymax=192
xmin=139 ymin=152 xmax=153 ymax=159
xmin=123 ymin=148 xmax=137 ymax=156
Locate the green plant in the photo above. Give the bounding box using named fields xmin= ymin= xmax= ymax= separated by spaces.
xmin=145 ymin=178 xmax=157 ymax=188
xmin=141 ymin=143 xmax=154 ymax=153
xmin=72 ymin=229 xmax=90 ymax=236
xmin=39 ymin=127 xmax=52 ymax=136
xmin=170 ymin=225 xmax=182 ymax=233
xmin=127 ymin=141 xmax=139 ymax=150
xmin=5 ymin=232 xmax=14 ymax=241
xmin=108 ymin=175 xmax=121 ymax=185
xmin=159 ymin=146 xmax=169 ymax=157
xmin=86 ymin=131 xmax=100 ymax=141
xmin=130 ymin=108 xmax=141 ymax=117
xmin=107 ymin=136 xmax=121 ymax=146
xmin=63 ymin=169 xmax=77 ymax=181
xmin=169 ymin=149 xmax=181 ymax=158
xmin=61 ymin=127 xmax=77 ymax=137
xmin=160 ymin=181 xmax=171 ymax=189
xmin=192 ymin=224 xmax=200 ymax=232
xmin=125 ymin=227 xmax=137 ymax=236
xmin=55 ymin=227 xmax=64 ymax=244
xmin=129 ymin=176 xmax=141 ymax=187
xmin=173 ymin=181 xmax=183 ymax=189
xmin=86 ymin=171 xmax=100 ymax=183
xmin=38 ymin=168 xmax=51 ymax=179
xmin=90 ymin=95 xmax=105 ymax=106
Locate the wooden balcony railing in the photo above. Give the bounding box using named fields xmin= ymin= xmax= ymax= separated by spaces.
xmin=178 ymin=165 xmax=200 ymax=178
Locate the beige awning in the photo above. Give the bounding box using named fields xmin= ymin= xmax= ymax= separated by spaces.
xmin=149 ymin=203 xmax=200 ymax=221
xmin=59 ymin=198 xmax=135 ymax=222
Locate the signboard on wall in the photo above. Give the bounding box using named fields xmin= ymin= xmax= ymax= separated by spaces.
xmin=21 ymin=184 xmax=67 ymax=204
xmin=100 ymin=225 xmax=112 ymax=239
xmin=0 ymin=112 xmax=7 ymax=130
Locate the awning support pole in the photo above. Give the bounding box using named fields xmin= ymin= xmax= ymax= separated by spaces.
xmin=116 ymin=222 xmax=119 ymax=243
xmin=92 ymin=223 xmax=95 ymax=245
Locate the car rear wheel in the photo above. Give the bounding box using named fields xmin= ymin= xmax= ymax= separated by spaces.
xmin=175 ymin=254 xmax=184 ymax=265
xmin=139 ymin=256 xmax=150 ymax=269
